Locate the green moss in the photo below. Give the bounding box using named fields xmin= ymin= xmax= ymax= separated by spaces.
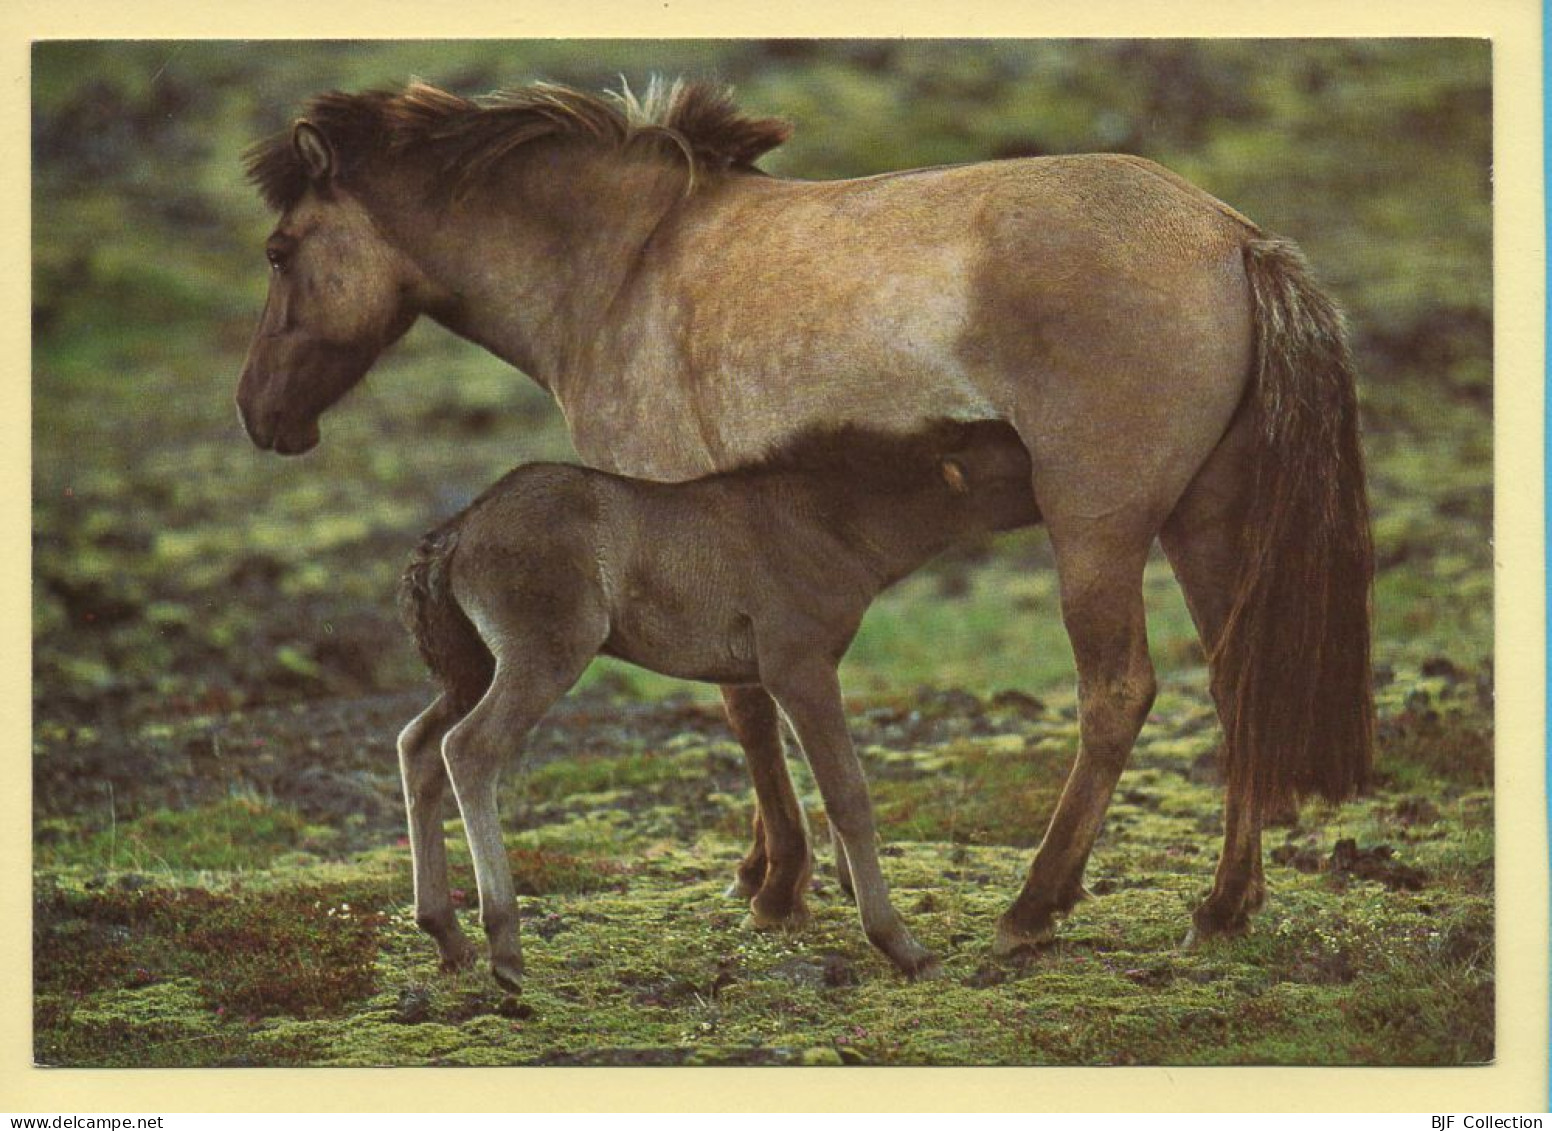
xmin=33 ymin=679 xmax=1493 ymax=1070
xmin=37 ymin=795 xmax=336 ymax=872
xmin=870 ymin=737 xmax=1070 ymax=846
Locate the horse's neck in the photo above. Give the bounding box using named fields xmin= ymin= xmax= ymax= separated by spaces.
xmin=376 ymin=148 xmax=691 ymax=390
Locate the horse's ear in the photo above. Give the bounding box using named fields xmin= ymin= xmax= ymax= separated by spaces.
xmin=941 ymin=458 xmax=969 ymax=494
xmin=292 ymin=120 xmax=336 ymax=183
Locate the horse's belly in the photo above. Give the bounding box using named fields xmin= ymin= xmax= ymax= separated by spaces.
xmin=569 ymin=265 xmax=998 ymax=479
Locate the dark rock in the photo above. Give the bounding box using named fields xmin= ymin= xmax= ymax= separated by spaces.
xmin=1392 ymin=796 xmax=1441 ymax=827
xmin=1271 ymin=838 xmax=1325 ymax=874
xmin=912 ymin=687 xmax=982 ymax=719
xmin=967 ymin=963 xmax=1010 ymax=988
xmin=1421 ymin=656 xmax=1462 ymax=681
xmin=393 ymin=984 xmax=434 ymax=1024
xmin=821 ymin=954 xmax=859 ymax=988
xmin=1327 ymin=838 xmax=1427 ymax=891
xmin=989 ymin=689 xmax=1046 ymax=719
xmin=532 ymin=912 xmax=568 ymax=941
xmin=496 ymin=996 xmax=535 ymax=1020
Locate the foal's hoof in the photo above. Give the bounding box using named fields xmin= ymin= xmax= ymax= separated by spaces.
xmin=436 ymin=936 xmax=479 ymax=973
xmin=991 ymin=914 xmax=1057 ymax=958
xmin=490 ymin=958 xmax=524 ymax=994
xmin=897 ymin=951 xmax=943 ymax=981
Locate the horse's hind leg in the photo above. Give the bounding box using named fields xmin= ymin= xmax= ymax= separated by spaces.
xmin=722 ymin=685 xmax=813 ymax=927
xmin=398 ymin=695 xmax=476 ymax=971
xmin=995 ymin=528 xmax=1156 ymax=955
xmin=1158 ymin=411 xmax=1267 ymax=943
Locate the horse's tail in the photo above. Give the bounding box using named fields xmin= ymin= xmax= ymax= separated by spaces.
xmin=1218 ymin=235 xmax=1375 ymax=816
xmin=399 ymin=521 xmax=494 ymax=715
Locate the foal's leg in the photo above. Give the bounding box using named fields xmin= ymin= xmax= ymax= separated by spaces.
xmin=831 ymin=827 xmax=856 ymax=902
xmin=995 ymin=532 xmax=1156 ymax=955
xmin=441 ymin=618 xmax=602 ymax=993
xmin=763 ymin=660 xmax=937 ymax=977
xmin=1159 ymin=412 xmax=1267 ymax=944
xmin=398 ymin=695 xmax=477 ymax=970
xmin=722 ymin=685 xmax=813 ymax=927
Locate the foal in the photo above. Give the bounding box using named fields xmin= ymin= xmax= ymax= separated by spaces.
xmin=397 ymin=419 xmax=1039 ymax=989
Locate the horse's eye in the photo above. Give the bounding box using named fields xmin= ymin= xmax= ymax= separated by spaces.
xmin=266 ymin=247 xmax=287 ymax=272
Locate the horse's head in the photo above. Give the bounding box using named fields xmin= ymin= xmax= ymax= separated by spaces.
xmin=236 ymin=122 xmax=429 ymax=455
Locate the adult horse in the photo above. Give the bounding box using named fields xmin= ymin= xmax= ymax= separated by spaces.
xmin=235 ymin=79 xmax=1373 ymax=965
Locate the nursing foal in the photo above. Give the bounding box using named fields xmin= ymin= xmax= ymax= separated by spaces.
xmin=397 ymin=419 xmax=1039 ymax=990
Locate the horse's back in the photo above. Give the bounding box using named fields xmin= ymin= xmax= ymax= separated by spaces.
xmin=575 ymin=153 xmax=1259 ymax=500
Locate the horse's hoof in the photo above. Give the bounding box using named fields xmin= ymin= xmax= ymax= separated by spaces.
xmin=991 ymin=915 xmax=1056 ymax=958
xmin=1183 ymin=909 xmax=1251 ymax=950
xmin=741 ymin=903 xmax=811 ymax=933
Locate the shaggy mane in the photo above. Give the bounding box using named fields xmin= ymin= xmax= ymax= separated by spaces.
xmin=245 ymin=78 xmax=792 ymax=211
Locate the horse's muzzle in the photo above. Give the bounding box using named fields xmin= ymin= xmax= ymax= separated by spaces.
xmin=238 ymin=400 xmax=275 ymax=451
xmin=236 ymin=397 xmax=320 ymax=456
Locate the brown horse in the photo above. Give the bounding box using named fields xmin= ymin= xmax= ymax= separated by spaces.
xmin=236 ymin=79 xmax=1373 ymax=954
xmin=399 ymin=420 xmax=1039 ymax=986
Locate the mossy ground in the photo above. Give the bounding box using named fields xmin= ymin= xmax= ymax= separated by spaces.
xmin=34 ymin=661 xmax=1493 ymax=1068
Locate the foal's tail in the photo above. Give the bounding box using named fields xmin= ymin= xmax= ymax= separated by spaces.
xmin=1219 ymin=236 xmax=1375 ymax=816
xmin=399 ymin=523 xmax=495 ymax=715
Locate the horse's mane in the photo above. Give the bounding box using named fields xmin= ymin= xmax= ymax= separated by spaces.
xmin=246 ymin=78 xmax=792 ymax=211
xmin=724 ymin=419 xmax=1023 ymax=488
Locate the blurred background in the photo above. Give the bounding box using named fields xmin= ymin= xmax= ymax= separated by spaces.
xmin=32 ymin=38 xmax=1492 ymax=728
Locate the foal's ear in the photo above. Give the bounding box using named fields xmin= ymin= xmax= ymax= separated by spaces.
xmin=941 ymin=458 xmax=969 ymax=494
xmin=292 ymin=120 xmax=336 ymax=183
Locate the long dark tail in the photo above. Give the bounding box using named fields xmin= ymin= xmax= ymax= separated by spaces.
xmin=1218 ymin=236 xmax=1375 ymax=815
xmin=398 ymin=523 xmax=495 ymax=715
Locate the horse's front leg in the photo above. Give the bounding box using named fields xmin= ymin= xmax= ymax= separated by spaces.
xmin=398 ymin=695 xmax=476 ymax=971
xmin=721 ymin=684 xmax=813 ymax=927
xmin=762 ymin=660 xmax=938 ymax=978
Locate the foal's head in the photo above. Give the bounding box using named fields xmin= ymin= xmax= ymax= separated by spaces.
xmin=751 ymin=419 xmax=1040 ymax=534
xmin=236 ymin=120 xmax=432 ymax=455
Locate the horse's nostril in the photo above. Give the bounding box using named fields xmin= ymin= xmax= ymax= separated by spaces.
xmin=236 ymin=396 xmax=276 ymax=450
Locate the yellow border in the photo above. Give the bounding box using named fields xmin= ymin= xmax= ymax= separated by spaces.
xmin=5 ymin=0 xmax=1545 ymax=1113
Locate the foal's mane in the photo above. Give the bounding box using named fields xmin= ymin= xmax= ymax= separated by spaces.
xmin=246 ymin=78 xmax=792 ymax=211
